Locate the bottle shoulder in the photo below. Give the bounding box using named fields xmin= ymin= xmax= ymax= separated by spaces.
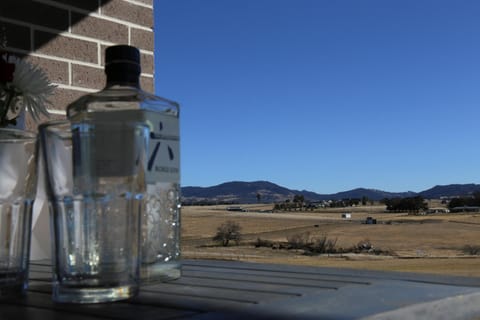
xmin=66 ymin=86 xmax=179 ymax=118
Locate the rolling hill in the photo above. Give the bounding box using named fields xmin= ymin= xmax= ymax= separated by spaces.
xmin=181 ymin=181 xmax=480 ymax=204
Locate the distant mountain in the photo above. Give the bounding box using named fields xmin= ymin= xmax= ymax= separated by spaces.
xmin=419 ymin=184 xmax=480 ymax=199
xmin=182 ymin=181 xmax=297 ymax=204
xmin=320 ymin=188 xmax=417 ymax=201
xmin=182 ymin=181 xmax=480 ymax=204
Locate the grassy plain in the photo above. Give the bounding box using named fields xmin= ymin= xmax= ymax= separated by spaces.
xmin=181 ymin=202 xmax=480 ymax=277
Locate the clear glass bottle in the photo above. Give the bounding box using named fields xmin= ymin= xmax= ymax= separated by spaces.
xmin=67 ymin=45 xmax=181 ymax=283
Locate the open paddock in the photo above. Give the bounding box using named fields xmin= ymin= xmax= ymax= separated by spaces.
xmin=181 ymin=204 xmax=480 ymax=277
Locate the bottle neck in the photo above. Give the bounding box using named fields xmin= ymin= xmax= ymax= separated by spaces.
xmin=105 ymin=63 xmax=141 ymax=88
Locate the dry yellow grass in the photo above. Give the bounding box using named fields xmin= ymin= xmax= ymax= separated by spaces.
xmin=181 ymin=204 xmax=480 ymax=277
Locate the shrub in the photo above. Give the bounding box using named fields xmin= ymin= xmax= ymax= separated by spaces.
xmin=254 ymin=238 xmax=273 ymax=248
xmin=463 ymin=245 xmax=480 ymax=255
xmin=352 ymin=239 xmax=395 ymax=256
xmin=255 ymin=234 xmax=394 ymax=256
xmin=286 ymin=232 xmax=311 ymax=249
xmin=354 ymin=239 xmax=373 ymax=252
xmin=212 ymin=221 xmax=242 ymax=247
xmin=285 ymin=232 xmax=338 ymax=254
xmin=308 ymin=235 xmax=338 ymax=254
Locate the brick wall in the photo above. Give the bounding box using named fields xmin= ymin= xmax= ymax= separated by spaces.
xmin=0 ymin=0 xmax=155 ymax=129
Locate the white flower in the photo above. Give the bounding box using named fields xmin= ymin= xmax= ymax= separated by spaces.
xmin=6 ymin=55 xmax=55 ymax=122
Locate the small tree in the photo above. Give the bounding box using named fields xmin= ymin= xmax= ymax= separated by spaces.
xmin=361 ymin=196 xmax=369 ymax=206
xmin=293 ymin=195 xmax=305 ymax=210
xmin=213 ymin=221 xmax=242 ymax=246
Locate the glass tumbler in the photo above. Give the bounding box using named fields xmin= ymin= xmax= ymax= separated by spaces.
xmin=39 ymin=120 xmax=149 ymax=303
xmin=0 ymin=128 xmax=37 ymax=297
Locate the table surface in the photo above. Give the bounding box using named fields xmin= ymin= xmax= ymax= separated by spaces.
xmin=2 ymin=259 xmax=480 ymax=320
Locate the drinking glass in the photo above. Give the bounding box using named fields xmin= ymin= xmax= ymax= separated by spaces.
xmin=0 ymin=128 xmax=37 ymax=297
xmin=39 ymin=120 xmax=148 ymax=303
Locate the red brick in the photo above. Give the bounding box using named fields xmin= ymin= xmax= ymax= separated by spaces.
xmin=131 ymin=28 xmax=154 ymax=51
xmin=48 ymin=87 xmax=86 ymax=111
xmin=0 ymin=0 xmax=68 ymax=31
xmin=71 ymin=13 xmax=128 ymax=44
xmin=100 ymin=44 xmax=108 ymax=66
xmin=47 ymin=0 xmax=101 ymax=12
xmin=0 ymin=21 xmax=30 ymax=51
xmin=35 ymin=31 xmax=98 ymax=64
xmin=72 ymin=64 xmax=105 ymax=90
xmin=136 ymin=0 xmax=153 ymax=6
xmin=24 ymin=86 xmax=73 ymax=131
xmin=25 ymin=56 xmax=69 ymax=85
xmin=101 ymin=0 xmax=153 ymax=27
xmin=25 ymin=111 xmax=64 ymax=132
xmin=140 ymin=76 xmax=153 ymax=93
xmin=141 ymin=52 xmax=154 ymax=75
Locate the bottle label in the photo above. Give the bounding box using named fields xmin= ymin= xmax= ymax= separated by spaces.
xmin=145 ymin=112 xmax=180 ymax=184
xmin=73 ymin=110 xmax=179 ymax=182
xmin=72 ymin=120 xmax=146 ymax=178
xmin=98 ymin=124 xmax=141 ymax=176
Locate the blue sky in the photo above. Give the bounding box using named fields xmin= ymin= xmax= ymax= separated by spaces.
xmin=153 ymin=0 xmax=480 ymax=194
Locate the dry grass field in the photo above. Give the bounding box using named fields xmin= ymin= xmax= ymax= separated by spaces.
xmin=181 ymin=202 xmax=480 ymax=277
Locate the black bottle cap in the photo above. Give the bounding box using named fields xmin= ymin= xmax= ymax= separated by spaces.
xmin=105 ymin=45 xmax=141 ymax=85
xmin=105 ymin=45 xmax=140 ymax=66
